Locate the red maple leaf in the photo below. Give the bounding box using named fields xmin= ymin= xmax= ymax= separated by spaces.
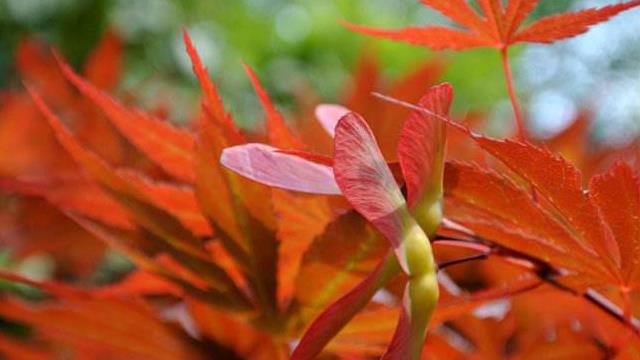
xmin=444 ymin=126 xmax=640 ymax=319
xmin=346 ymin=0 xmax=640 ymax=140
xmin=346 ymin=0 xmax=640 ymax=50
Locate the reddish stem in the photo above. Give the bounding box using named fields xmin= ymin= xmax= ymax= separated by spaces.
xmin=623 ymin=288 xmax=633 ymax=322
xmin=434 ymin=234 xmax=640 ymax=336
xmin=500 ymin=47 xmax=526 ymax=140
xmin=437 ymin=252 xmax=491 ymax=269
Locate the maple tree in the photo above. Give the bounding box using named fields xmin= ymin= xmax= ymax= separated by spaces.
xmin=0 ymin=1 xmax=640 ymax=359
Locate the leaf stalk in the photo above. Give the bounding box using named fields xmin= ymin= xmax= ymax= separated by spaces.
xmin=499 ymin=47 xmax=526 ymax=139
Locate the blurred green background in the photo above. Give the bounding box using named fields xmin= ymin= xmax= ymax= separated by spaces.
xmin=0 ymin=0 xmax=638 ymax=141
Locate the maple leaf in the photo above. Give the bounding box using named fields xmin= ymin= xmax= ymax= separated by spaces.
xmin=425 ymin=287 xmax=640 ymax=359
xmin=0 ymin=297 xmax=209 ymax=360
xmin=0 ymin=94 xmax=75 ymax=178
xmin=427 ymin=309 xmax=607 ymax=359
xmin=0 ymin=198 xmax=107 ymax=277
xmin=56 ymin=56 xmax=197 ymax=183
xmin=40 ymin=37 xmax=297 ymax=316
xmin=188 ymin=300 xmax=289 ymax=360
xmin=444 ymin=125 xmax=640 ymax=316
xmin=0 ymin=31 xmax=133 ymax=278
xmin=182 ymin=29 xmax=242 ymax=142
xmin=243 ymin=63 xmax=303 ymax=149
xmin=345 ymin=0 xmax=640 ymax=50
xmin=0 ymin=271 xmax=209 ymax=359
xmin=293 ymin=212 xmax=388 ymax=317
xmin=28 ymin=86 xmax=252 ymax=303
xmin=82 ymin=29 xmax=123 ymax=91
xmin=346 ymin=0 xmax=640 ymax=139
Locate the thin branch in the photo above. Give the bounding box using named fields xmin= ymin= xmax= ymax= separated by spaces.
xmin=433 ymin=235 xmax=493 ymax=252
xmin=434 ymin=233 xmax=640 ymax=336
xmin=585 ymin=289 xmax=640 ymax=330
xmin=438 ymin=252 xmax=491 ymax=270
xmin=467 ymin=277 xmax=545 ymax=302
xmin=372 ymin=92 xmax=453 ymax=126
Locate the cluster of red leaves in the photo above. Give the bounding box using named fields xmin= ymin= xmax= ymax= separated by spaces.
xmin=0 ymin=30 xmax=461 ymax=359
xmin=1 ymin=0 xmax=640 ymax=359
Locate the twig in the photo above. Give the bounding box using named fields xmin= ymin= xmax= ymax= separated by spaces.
xmin=434 ymin=233 xmax=640 ymax=335
xmin=437 ymin=252 xmax=491 ymax=270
